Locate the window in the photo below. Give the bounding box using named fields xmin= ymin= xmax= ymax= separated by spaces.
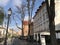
xmin=25 ymin=31 xmax=27 ymax=33
xmin=0 ymin=31 xmax=1 ymax=36
xmin=43 ymin=14 xmax=45 ymax=20
xmin=44 ymin=22 xmax=45 ymax=24
xmin=40 ymin=23 xmax=42 ymax=26
xmin=45 ymin=14 xmax=48 ymax=19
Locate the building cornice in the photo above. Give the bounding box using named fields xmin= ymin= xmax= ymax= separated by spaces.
xmin=33 ymin=1 xmax=46 ymax=19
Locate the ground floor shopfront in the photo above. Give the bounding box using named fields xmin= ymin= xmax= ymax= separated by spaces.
xmin=33 ymin=31 xmax=60 ymax=45
xmin=34 ymin=31 xmax=50 ymax=45
xmin=34 ymin=32 xmax=50 ymax=45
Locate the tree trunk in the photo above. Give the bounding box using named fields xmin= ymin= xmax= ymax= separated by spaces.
xmin=22 ymin=21 xmax=24 ymax=37
xmin=28 ymin=20 xmax=31 ymax=36
xmin=45 ymin=0 xmax=57 ymax=45
xmin=27 ymin=0 xmax=31 ymax=38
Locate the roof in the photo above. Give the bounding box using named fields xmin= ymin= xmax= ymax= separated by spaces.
xmin=23 ymin=21 xmax=28 ymax=25
xmin=33 ymin=1 xmax=46 ymax=19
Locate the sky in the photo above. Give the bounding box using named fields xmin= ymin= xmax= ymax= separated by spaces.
xmin=0 ymin=0 xmax=44 ymax=31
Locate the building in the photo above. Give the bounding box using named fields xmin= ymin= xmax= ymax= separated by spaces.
xmin=17 ymin=30 xmax=22 ymax=37
xmin=33 ymin=1 xmax=60 ymax=45
xmin=0 ymin=26 xmax=19 ymax=38
xmin=33 ymin=2 xmax=49 ymax=44
xmin=0 ymin=27 xmax=5 ymax=38
xmin=23 ymin=20 xmax=34 ymax=39
xmin=23 ymin=21 xmax=29 ymax=37
xmin=55 ymin=0 xmax=60 ymax=39
xmin=8 ymin=29 xmax=18 ymax=37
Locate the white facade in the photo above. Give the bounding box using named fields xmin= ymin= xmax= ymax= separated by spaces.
xmin=55 ymin=1 xmax=60 ymax=39
xmin=55 ymin=1 xmax=60 ymax=30
xmin=33 ymin=4 xmax=49 ymax=32
xmin=0 ymin=27 xmax=6 ymax=38
xmin=33 ymin=2 xmax=49 ymax=45
xmin=33 ymin=2 xmax=49 ymax=33
xmin=33 ymin=1 xmax=60 ymax=45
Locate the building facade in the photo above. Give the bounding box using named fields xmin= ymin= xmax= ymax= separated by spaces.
xmin=17 ymin=30 xmax=22 ymax=37
xmin=23 ymin=21 xmax=29 ymax=37
xmin=8 ymin=29 xmax=18 ymax=37
xmin=33 ymin=1 xmax=60 ymax=45
xmin=0 ymin=26 xmax=19 ymax=38
xmin=0 ymin=27 xmax=5 ymax=38
xmin=33 ymin=2 xmax=49 ymax=45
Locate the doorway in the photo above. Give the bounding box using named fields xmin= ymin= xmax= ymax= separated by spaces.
xmin=45 ymin=35 xmax=51 ymax=45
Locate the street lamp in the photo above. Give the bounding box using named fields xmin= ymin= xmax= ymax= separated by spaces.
xmin=4 ymin=8 xmax=12 ymax=45
xmin=8 ymin=8 xmax=12 ymax=15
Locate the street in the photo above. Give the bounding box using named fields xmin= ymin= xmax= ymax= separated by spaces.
xmin=0 ymin=38 xmax=40 ymax=45
xmin=11 ymin=38 xmax=40 ymax=45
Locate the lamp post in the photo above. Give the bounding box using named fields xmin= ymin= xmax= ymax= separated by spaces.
xmin=4 ymin=8 xmax=12 ymax=45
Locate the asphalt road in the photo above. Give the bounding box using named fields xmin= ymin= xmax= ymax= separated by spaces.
xmin=11 ymin=38 xmax=40 ymax=45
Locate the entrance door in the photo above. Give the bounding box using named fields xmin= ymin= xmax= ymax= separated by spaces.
xmin=45 ymin=35 xmax=51 ymax=45
xmin=38 ymin=34 xmax=40 ymax=42
xmin=41 ymin=36 xmax=46 ymax=45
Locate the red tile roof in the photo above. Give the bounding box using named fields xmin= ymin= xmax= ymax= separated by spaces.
xmin=23 ymin=21 xmax=28 ymax=25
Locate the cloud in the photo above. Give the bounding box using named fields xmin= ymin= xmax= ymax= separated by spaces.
xmin=24 ymin=16 xmax=29 ymax=21
xmin=13 ymin=0 xmax=22 ymax=7
xmin=0 ymin=0 xmax=9 ymax=6
xmin=0 ymin=0 xmax=22 ymax=7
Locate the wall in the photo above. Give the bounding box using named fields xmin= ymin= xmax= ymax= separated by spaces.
xmin=55 ymin=1 xmax=60 ymax=30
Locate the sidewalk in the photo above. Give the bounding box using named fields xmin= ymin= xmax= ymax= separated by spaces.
xmin=0 ymin=38 xmax=40 ymax=45
xmin=11 ymin=38 xmax=40 ymax=45
xmin=0 ymin=38 xmax=13 ymax=45
xmin=0 ymin=41 xmax=4 ymax=45
xmin=7 ymin=38 xmax=12 ymax=45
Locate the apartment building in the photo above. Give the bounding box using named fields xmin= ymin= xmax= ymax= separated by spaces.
xmin=22 ymin=20 xmax=33 ymax=39
xmin=8 ymin=29 xmax=18 ymax=37
xmin=23 ymin=21 xmax=29 ymax=37
xmin=0 ymin=26 xmax=20 ymax=38
xmin=0 ymin=27 xmax=5 ymax=38
xmin=33 ymin=1 xmax=60 ymax=45
xmin=54 ymin=1 xmax=60 ymax=42
xmin=17 ymin=30 xmax=22 ymax=36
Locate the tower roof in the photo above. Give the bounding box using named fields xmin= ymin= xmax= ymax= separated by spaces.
xmin=23 ymin=21 xmax=28 ymax=25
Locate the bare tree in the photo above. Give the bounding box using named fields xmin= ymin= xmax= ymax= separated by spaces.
xmin=12 ymin=15 xmax=22 ymax=30
xmin=15 ymin=3 xmax=26 ymax=37
xmin=26 ymin=0 xmax=36 ymax=38
xmin=45 ymin=0 xmax=57 ymax=45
